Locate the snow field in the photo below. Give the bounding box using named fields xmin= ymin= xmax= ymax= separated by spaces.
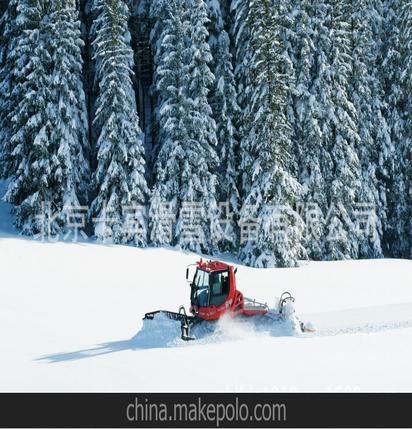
xmin=0 ymin=233 xmax=411 ymax=392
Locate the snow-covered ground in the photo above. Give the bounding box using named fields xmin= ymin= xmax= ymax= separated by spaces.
xmin=1 ymin=182 xmax=412 ymax=392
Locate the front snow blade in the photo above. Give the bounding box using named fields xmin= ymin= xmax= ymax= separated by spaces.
xmin=143 ymin=308 xmax=197 ymax=341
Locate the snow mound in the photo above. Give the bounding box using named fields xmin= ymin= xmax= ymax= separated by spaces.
xmin=195 ymin=313 xmax=300 ymax=343
xmin=130 ymin=313 xmax=183 ymax=348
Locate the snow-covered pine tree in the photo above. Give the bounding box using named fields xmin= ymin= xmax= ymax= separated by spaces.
xmin=206 ymin=0 xmax=240 ymax=251
xmin=89 ymin=0 xmax=150 ymax=245
xmin=230 ymin=0 xmax=251 ymax=143
xmin=47 ymin=0 xmax=91 ymax=214
xmin=0 ymin=0 xmax=46 ymax=195
xmin=149 ymin=0 xmax=221 ymax=253
xmin=205 ymin=0 xmax=224 ymax=129
xmin=79 ymin=0 xmax=98 ymax=166
xmin=206 ymin=0 xmax=223 ymax=51
xmin=366 ymin=0 xmax=394 ymax=258
xmin=148 ymin=0 xmax=168 ymax=168
xmin=348 ymin=0 xmax=388 ymax=258
xmin=149 ymin=0 xmax=190 ymax=247
xmin=399 ymin=0 xmax=412 ymax=258
xmin=291 ymin=0 xmax=329 ymax=260
xmin=321 ymin=0 xmax=362 ymax=260
xmin=380 ymin=0 xmax=410 ymax=257
xmin=277 ymin=0 xmax=298 ymax=178
xmin=3 ymin=0 xmax=90 ymax=236
xmin=182 ymin=0 xmax=221 ymax=251
xmin=238 ymin=0 xmax=304 ymax=268
xmin=129 ymin=0 xmax=154 ymax=171
xmin=212 ymin=30 xmax=240 ymax=251
xmin=149 ymin=0 xmax=183 ymax=247
xmin=0 ymin=0 xmax=19 ymax=179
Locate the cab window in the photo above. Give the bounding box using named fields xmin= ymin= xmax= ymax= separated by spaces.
xmin=209 ymin=270 xmax=229 ymax=306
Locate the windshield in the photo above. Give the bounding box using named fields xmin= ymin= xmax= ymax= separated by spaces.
xmin=191 ymin=269 xmax=230 ymax=307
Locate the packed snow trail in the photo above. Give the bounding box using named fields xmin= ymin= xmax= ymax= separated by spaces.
xmin=303 ymin=302 xmax=412 ymax=337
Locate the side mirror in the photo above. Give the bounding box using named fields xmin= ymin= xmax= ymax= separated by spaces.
xmin=186 ymin=268 xmax=189 ymax=280
xmin=234 ymin=268 xmax=238 ymax=275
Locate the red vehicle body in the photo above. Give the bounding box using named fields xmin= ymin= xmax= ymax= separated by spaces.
xmin=189 ymin=259 xmax=268 ymax=320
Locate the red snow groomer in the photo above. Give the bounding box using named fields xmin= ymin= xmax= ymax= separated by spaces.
xmin=144 ymin=259 xmax=312 ymax=340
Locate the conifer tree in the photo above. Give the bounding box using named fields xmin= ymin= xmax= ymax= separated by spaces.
xmin=149 ymin=0 xmax=190 ymax=247
xmin=231 ymin=0 xmax=251 ymax=110
xmin=293 ymin=0 xmax=329 ymax=260
xmin=48 ymin=0 xmax=91 ymax=209
xmin=90 ymin=0 xmax=149 ymax=245
xmin=206 ymin=0 xmax=240 ymax=250
xmin=309 ymin=0 xmax=362 ymax=260
xmin=348 ymin=0 xmax=388 ymax=258
xmin=231 ymin=0 xmax=251 ymax=166
xmin=149 ymin=0 xmax=221 ymax=253
xmin=327 ymin=1 xmax=362 ymax=260
xmin=3 ymin=0 xmax=90 ymax=236
xmin=238 ymin=0 xmax=304 ymax=268
xmin=380 ymin=0 xmax=410 ymax=257
xmin=212 ymin=29 xmax=241 ymax=251
xmin=0 ymin=0 xmax=18 ymax=179
xmin=399 ymin=0 xmax=412 ymax=258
